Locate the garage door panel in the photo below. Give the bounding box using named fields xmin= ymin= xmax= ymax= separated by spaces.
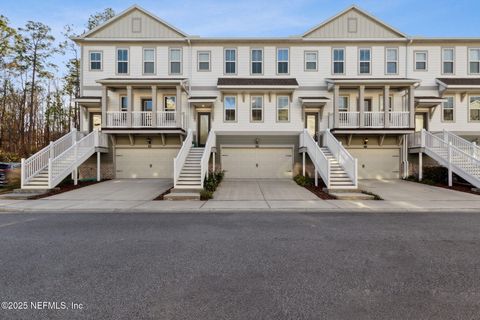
xmin=348 ymin=148 xmax=400 ymax=179
xmin=222 ymin=148 xmax=293 ymax=179
xmin=116 ymin=148 xmax=179 ymax=179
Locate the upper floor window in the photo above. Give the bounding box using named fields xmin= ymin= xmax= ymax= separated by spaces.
xmin=251 ymin=49 xmax=263 ymax=74
xmin=338 ymin=96 xmax=349 ymax=111
xmin=169 ymin=48 xmax=182 ymax=74
xmin=415 ymin=51 xmax=427 ymax=71
xmin=386 ymin=48 xmax=398 ymax=74
xmin=251 ymin=96 xmax=263 ymax=122
xmin=469 ymin=48 xmax=480 ymax=74
xmin=304 ymin=51 xmax=318 ymax=71
xmin=120 ymin=96 xmax=128 ymax=112
xmin=469 ymin=96 xmax=480 ymax=121
xmin=442 ymin=48 xmax=454 ymax=74
xmin=442 ymin=96 xmax=454 ymax=122
xmin=277 ymin=96 xmax=290 ymax=122
xmin=117 ymin=48 xmax=128 ymax=74
xmin=89 ymin=51 xmax=102 ymax=71
xmin=224 ymin=96 xmax=236 ymax=121
xmin=225 ymin=49 xmax=236 ymax=74
xmin=143 ymin=48 xmax=155 ymax=74
xmin=359 ymin=48 xmax=371 ymax=74
xmin=333 ymin=48 xmax=345 ymax=74
xmin=198 ymin=51 xmax=210 ymax=71
xmin=277 ymin=48 xmax=289 ymax=74
xmin=165 ymin=96 xmax=176 ymax=111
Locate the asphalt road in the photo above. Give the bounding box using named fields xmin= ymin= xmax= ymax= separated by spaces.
xmin=0 ymin=210 xmax=479 ymax=319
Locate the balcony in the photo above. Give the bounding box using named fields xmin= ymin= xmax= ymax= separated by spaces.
xmin=333 ymin=111 xmax=410 ymax=129
xmin=106 ymin=111 xmax=182 ymax=128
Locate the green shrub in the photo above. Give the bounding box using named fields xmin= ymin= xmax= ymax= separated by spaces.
xmin=200 ymin=189 xmax=213 ymax=200
xmin=294 ymin=175 xmax=313 ymax=187
xmin=203 ymin=170 xmax=225 ymax=193
xmin=0 ymin=150 xmax=21 ymax=162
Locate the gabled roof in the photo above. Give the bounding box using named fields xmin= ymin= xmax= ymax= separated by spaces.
xmin=77 ymin=4 xmax=188 ymax=39
xmin=302 ymin=5 xmax=407 ymax=39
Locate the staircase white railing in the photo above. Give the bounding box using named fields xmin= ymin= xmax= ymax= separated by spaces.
xmin=389 ymin=111 xmax=410 ymax=128
xmin=21 ymin=128 xmax=81 ymax=188
xmin=338 ymin=112 xmax=359 ymax=127
xmin=323 ymin=129 xmax=358 ymax=188
xmin=300 ymin=129 xmax=331 ymax=188
xmin=173 ymin=129 xmax=193 ymax=187
xmin=48 ymin=130 xmax=107 ymax=189
xmin=420 ymin=129 xmax=480 ymax=188
xmin=433 ymin=130 xmax=480 ymax=159
xmin=200 ymin=131 xmax=216 ymax=188
xmin=364 ymin=112 xmax=384 ymax=127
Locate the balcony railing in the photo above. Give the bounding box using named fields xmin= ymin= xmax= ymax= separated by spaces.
xmin=331 ymin=111 xmax=410 ymax=129
xmin=106 ymin=111 xmax=180 ymax=128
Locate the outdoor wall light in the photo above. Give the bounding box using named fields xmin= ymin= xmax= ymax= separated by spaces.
xmin=255 ymin=137 xmax=259 ymax=148
xmin=363 ymin=137 xmax=368 ymax=148
xmin=146 ymin=137 xmax=152 ymax=147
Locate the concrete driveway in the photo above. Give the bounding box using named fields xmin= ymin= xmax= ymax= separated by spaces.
xmin=213 ymin=179 xmax=318 ymax=201
xmin=360 ymin=179 xmax=479 ymax=201
xmin=47 ymin=179 xmax=172 ymax=201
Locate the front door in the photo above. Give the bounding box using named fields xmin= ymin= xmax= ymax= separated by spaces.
xmin=364 ymin=98 xmax=373 ymax=111
xmin=305 ymin=113 xmax=319 ymax=140
xmin=415 ymin=113 xmax=427 ymax=131
xmin=198 ymin=113 xmax=211 ymax=147
xmin=89 ymin=113 xmax=102 ymax=132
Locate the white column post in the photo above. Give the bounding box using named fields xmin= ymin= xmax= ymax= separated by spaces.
xmin=213 ymin=152 xmax=216 ymax=172
xmin=418 ymin=152 xmax=423 ymax=181
xmin=101 ymin=86 xmax=107 ymax=127
xmin=359 ymin=85 xmax=365 ymax=127
xmin=333 ymin=84 xmax=340 ymax=128
xmin=176 ymin=85 xmax=182 ymax=128
xmin=448 ymin=142 xmax=453 ymax=187
xmin=314 ymin=168 xmax=318 ymax=187
xmin=20 ymin=158 xmax=25 ymax=188
xmin=384 ymin=85 xmax=390 ymax=128
xmin=473 ymin=142 xmax=477 ymax=159
xmin=97 ymin=151 xmax=101 ymax=182
xmin=151 ymin=85 xmax=157 ymax=127
xmin=409 ymin=85 xmax=415 ymax=129
xmin=302 ymin=152 xmax=306 ymax=176
xmin=127 ymin=85 xmax=133 ymax=128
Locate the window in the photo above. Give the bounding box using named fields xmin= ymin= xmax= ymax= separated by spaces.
xmin=224 ymin=96 xmax=236 ymax=121
xmin=143 ymin=48 xmax=155 ymax=74
xmin=333 ymin=48 xmax=345 ymax=74
xmin=89 ymin=51 xmax=102 ymax=70
xmin=120 ymin=96 xmax=128 ymax=112
xmin=225 ymin=49 xmax=236 ymax=74
xmin=415 ymin=51 xmax=427 ymax=71
xmin=338 ymin=96 xmax=349 ymax=111
xmin=169 ymin=48 xmax=182 ymax=74
xmin=469 ymin=48 xmax=480 ymax=74
xmin=442 ymin=96 xmax=454 ymax=122
xmin=304 ymin=51 xmax=317 ymax=71
xmin=379 ymin=95 xmax=393 ymax=111
xmin=386 ymin=48 xmax=398 ymax=74
xmin=442 ymin=48 xmax=454 ymax=74
xmin=469 ymin=96 xmax=480 ymax=121
xmin=251 ymin=96 xmax=263 ymax=122
xmin=197 ymin=51 xmax=210 ymax=71
xmin=277 ymin=48 xmax=289 ymax=74
xmin=164 ymin=96 xmax=176 ymax=111
xmin=251 ymin=49 xmax=263 ymax=74
xmin=142 ymin=99 xmax=152 ymax=112
xmin=277 ymin=96 xmax=289 ymax=121
xmin=359 ymin=48 xmax=371 ymax=74
xmin=117 ymin=48 xmax=128 ymax=74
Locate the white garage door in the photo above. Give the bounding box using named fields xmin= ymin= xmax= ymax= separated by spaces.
xmin=348 ymin=148 xmax=400 ymax=179
xmin=115 ymin=148 xmax=179 ymax=179
xmin=221 ymin=147 xmax=293 ymax=179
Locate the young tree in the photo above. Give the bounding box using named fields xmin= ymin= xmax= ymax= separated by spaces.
xmin=86 ymin=8 xmax=115 ymax=31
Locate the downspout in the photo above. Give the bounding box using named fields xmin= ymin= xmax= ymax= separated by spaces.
xmin=403 ymin=38 xmax=413 ymax=178
xmin=187 ymin=38 xmax=192 ymax=132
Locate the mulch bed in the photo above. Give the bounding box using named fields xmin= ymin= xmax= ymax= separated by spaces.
xmin=153 ymin=188 xmax=172 ymax=200
xmin=304 ymin=184 xmax=336 ymax=200
xmin=430 ymin=182 xmax=479 ymax=196
xmin=30 ymin=180 xmax=105 ymax=200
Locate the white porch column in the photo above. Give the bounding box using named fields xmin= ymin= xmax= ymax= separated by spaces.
xmin=127 ymin=85 xmax=133 ymax=128
xmin=418 ymin=152 xmax=423 ymax=181
xmin=101 ymin=86 xmax=107 ymax=127
xmin=314 ymin=169 xmax=318 ymax=187
xmin=151 ymin=85 xmax=157 ymax=127
xmin=384 ymin=85 xmax=390 ymax=128
xmin=176 ymin=85 xmax=182 ymax=128
xmin=97 ymin=151 xmax=101 ymax=182
xmin=359 ymin=85 xmax=365 ymax=127
xmin=333 ymin=84 xmax=340 ymax=128
xmin=302 ymin=152 xmax=306 ymax=176
xmin=448 ymin=142 xmax=453 ymax=187
xmin=409 ymin=85 xmax=415 ymax=128
xmin=213 ymin=152 xmax=216 ymax=172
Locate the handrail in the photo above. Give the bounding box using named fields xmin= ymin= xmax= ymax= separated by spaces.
xmin=300 ymin=129 xmax=331 ymax=188
xmin=21 ymin=128 xmax=79 ymax=187
xmin=323 ymin=129 xmax=358 ymax=188
xmin=173 ymin=129 xmax=193 ymax=187
xmin=200 ymin=131 xmax=216 ymax=188
xmin=433 ymin=130 xmax=480 ymax=159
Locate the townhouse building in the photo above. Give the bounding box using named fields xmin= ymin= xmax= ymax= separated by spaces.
xmin=20 ymin=5 xmax=480 ymax=192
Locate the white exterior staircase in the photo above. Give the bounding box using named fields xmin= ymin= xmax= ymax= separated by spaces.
xmin=21 ymin=129 xmax=108 ymax=189
xmin=300 ymin=129 xmax=358 ymax=190
xmin=175 ymin=147 xmax=204 ymax=188
xmin=410 ymin=129 xmax=480 ymax=188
